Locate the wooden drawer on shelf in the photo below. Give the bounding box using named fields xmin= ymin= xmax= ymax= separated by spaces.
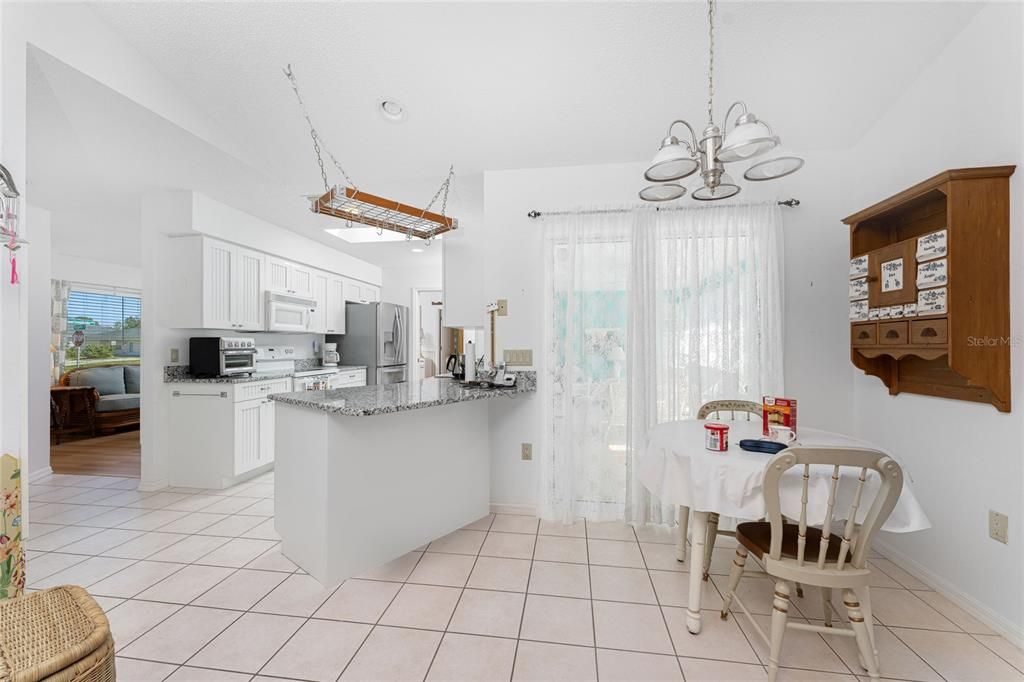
xmin=851 ymin=323 xmax=876 ymax=346
xmin=910 ymin=318 xmax=948 ymax=345
xmin=878 ymin=321 xmax=908 ymax=345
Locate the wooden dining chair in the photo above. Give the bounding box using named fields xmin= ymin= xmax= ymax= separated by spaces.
xmin=718 ymin=447 xmax=904 ymax=682
xmin=678 ymin=400 xmax=761 ymax=576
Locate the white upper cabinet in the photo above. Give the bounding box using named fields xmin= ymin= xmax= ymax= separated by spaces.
xmin=198 ymin=239 xmax=264 ymax=331
xmin=345 ymin=281 xmax=381 ymax=304
xmin=232 ymin=246 xmax=265 ymax=330
xmin=309 ymin=271 xmax=329 ymax=334
xmin=325 ymin=276 xmax=347 ymax=334
xmin=267 ymin=256 xmax=314 ymax=297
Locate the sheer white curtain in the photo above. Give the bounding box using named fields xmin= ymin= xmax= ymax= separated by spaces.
xmin=542 ymin=202 xmax=784 ymax=525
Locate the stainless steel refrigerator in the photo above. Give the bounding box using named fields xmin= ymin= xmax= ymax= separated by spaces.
xmin=339 ymin=302 xmax=409 ymax=385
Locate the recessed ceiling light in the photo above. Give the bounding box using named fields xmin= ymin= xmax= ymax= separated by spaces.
xmin=380 ymin=100 xmax=406 ymax=122
xmin=411 ymin=247 xmax=424 ymax=253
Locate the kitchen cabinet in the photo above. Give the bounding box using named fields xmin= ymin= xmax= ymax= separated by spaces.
xmin=346 ymin=281 xmax=381 ymax=304
xmin=267 ymin=256 xmax=314 ymax=297
xmin=325 ymin=276 xmax=347 ymax=334
xmin=166 ymin=376 xmax=291 ymax=488
xmin=169 ymin=237 xmax=266 ymax=331
xmin=234 ymin=398 xmax=274 ymax=475
xmin=310 ymin=271 xmax=330 ymax=334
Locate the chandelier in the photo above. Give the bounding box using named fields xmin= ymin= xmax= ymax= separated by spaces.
xmin=640 ymin=0 xmax=804 ymax=202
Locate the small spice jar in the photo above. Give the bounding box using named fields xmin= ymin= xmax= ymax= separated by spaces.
xmin=704 ymin=422 xmax=729 ymax=452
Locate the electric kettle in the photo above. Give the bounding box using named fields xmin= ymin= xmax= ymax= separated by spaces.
xmin=446 ymin=353 xmax=465 ymax=380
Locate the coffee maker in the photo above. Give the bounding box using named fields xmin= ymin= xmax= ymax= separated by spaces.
xmin=322 ymin=342 xmax=340 ymax=367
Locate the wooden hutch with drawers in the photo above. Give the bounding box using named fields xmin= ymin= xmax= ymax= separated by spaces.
xmin=843 ymin=166 xmax=1015 ymax=412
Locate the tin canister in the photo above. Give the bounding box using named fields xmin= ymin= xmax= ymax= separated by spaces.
xmin=704 ymin=422 xmax=729 ymax=452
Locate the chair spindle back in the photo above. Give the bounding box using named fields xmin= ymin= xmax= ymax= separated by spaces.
xmin=763 ymin=447 xmax=903 ymax=570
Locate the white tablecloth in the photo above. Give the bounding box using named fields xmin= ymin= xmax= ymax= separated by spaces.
xmin=637 ymin=420 xmax=931 ymax=533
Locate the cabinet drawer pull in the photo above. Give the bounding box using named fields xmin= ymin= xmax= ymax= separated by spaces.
xmin=921 ymin=327 xmax=938 ymax=338
xmin=885 ymin=330 xmax=900 ymax=339
xmin=173 ymin=390 xmax=228 ymax=398
xmin=857 ymin=331 xmax=870 ymax=339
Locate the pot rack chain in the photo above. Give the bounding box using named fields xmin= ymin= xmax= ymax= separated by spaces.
xmin=283 ymin=64 xmax=358 ymax=193
xmin=413 ymin=164 xmax=455 ymax=245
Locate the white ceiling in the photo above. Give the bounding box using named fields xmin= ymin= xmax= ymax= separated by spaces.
xmin=30 ymin=1 xmax=983 ymax=269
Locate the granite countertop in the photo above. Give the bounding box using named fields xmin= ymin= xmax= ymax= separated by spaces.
xmin=164 ymin=365 xmax=367 ymax=384
xmin=269 ymin=372 xmax=537 ymax=416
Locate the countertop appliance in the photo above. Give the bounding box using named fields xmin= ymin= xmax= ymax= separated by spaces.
xmin=190 ymin=336 xmax=257 ymax=377
xmin=446 ymin=353 xmax=465 ymax=380
xmin=339 ymin=301 xmax=409 ymax=385
xmin=266 ymin=290 xmax=317 ymax=332
xmin=322 ymin=342 xmax=340 ymax=367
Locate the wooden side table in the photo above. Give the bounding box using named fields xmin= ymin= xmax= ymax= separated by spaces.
xmin=50 ymin=385 xmax=97 ymax=444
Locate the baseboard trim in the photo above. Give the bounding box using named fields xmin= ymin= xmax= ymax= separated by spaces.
xmin=490 ymin=503 xmax=537 ymax=516
xmin=874 ymin=537 xmax=1024 ymax=647
xmin=28 ymin=467 xmax=53 ymax=483
xmin=137 ymin=477 xmax=168 ymax=492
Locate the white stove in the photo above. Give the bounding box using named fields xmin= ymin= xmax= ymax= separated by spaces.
xmin=293 ymin=366 xmax=341 ymax=391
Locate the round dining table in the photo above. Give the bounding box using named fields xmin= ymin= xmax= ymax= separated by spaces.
xmin=637 ymin=419 xmax=931 ymax=635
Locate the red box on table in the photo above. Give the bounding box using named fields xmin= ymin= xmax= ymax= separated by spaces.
xmin=762 ymin=396 xmax=797 ymax=436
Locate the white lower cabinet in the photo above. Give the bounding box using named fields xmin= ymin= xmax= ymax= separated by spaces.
xmin=167 ymin=377 xmax=290 ymax=488
xmin=233 ymin=398 xmax=275 ymax=476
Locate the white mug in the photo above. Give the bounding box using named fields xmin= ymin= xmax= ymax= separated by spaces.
xmin=768 ymin=425 xmax=797 ymax=444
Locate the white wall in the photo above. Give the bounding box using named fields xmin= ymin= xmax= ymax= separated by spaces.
xmin=51 ymin=253 xmax=142 ymax=291
xmin=381 ymin=263 xmax=441 ymax=307
xmin=834 ymin=3 xmax=1023 ymax=638
xmin=25 ymin=205 xmax=52 ymax=482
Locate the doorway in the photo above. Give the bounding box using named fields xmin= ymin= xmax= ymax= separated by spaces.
xmin=412 ymin=288 xmax=444 ymax=380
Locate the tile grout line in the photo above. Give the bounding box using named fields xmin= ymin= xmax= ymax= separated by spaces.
xmin=586 ymin=519 xmax=601 ymax=681
xmin=421 ymin=514 xmax=499 ymax=681
xmin=509 ymin=513 xmax=538 ymax=682
xmin=632 ymin=524 xmax=689 ymax=680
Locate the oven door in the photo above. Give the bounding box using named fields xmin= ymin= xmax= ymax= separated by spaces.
xmin=220 ymin=349 xmax=256 ymax=375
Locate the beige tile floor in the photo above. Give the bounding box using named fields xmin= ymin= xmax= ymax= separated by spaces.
xmin=24 ymin=473 xmax=1024 ymax=682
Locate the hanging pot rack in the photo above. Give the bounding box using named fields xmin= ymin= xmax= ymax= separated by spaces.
xmin=285 ymin=65 xmax=458 ymax=241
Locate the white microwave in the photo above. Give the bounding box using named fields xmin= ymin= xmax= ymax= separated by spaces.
xmin=266 ymin=290 xmax=317 ymax=332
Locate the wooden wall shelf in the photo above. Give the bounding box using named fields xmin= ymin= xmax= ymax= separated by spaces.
xmin=842 ymin=166 xmax=1015 ymax=412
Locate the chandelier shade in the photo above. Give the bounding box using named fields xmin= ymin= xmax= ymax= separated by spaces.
xmin=638 ymin=183 xmax=687 ymax=202
xmin=743 ymin=155 xmax=805 ymax=181
xmin=718 ymin=117 xmax=779 ymax=163
xmin=691 ymin=173 xmax=740 ymax=201
xmin=643 ymin=137 xmax=699 ymax=182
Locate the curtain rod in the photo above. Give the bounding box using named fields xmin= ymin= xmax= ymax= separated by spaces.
xmin=526 ymin=198 xmax=799 ymax=219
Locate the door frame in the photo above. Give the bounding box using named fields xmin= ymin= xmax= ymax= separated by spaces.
xmin=409 ymin=287 xmax=443 ymax=381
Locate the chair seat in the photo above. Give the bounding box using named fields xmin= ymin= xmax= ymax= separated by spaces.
xmin=737 ymin=521 xmax=844 ymax=562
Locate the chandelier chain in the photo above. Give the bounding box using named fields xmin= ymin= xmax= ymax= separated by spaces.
xmin=284 ymin=65 xmax=358 ymax=191
xmin=707 ymin=0 xmax=716 ymax=125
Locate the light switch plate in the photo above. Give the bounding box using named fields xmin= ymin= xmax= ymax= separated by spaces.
xmin=497 ymin=299 xmax=509 ymax=316
xmin=170 ymin=348 xmax=180 ymax=363
xmin=521 ymin=443 xmax=533 ymax=461
xmin=504 ymin=349 xmax=533 ymax=366
xmin=989 ymin=510 xmax=1009 ymax=544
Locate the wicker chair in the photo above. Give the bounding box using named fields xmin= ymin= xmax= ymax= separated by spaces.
xmin=0 ymin=585 xmax=115 ymax=682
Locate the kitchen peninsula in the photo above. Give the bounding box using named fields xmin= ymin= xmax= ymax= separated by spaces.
xmin=270 ymin=374 xmax=536 ymax=585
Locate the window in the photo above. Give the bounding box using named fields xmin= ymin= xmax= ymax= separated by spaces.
xmin=63 ymin=288 xmax=142 ymax=369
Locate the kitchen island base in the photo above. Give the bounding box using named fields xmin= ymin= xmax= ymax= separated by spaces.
xmin=274 ymin=399 xmax=491 ymax=585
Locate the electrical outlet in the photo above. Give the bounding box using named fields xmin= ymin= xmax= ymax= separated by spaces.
xmin=504 ymin=349 xmax=533 ymax=366
xmin=521 ymin=443 xmax=533 ymax=461
xmin=170 ymin=348 xmax=180 ymax=363
xmin=989 ymin=510 xmax=1009 ymax=544
xmin=497 ymin=299 xmax=509 ymax=316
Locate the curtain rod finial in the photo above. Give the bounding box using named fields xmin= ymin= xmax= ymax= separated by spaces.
xmin=527 ymin=210 xmax=542 ymax=219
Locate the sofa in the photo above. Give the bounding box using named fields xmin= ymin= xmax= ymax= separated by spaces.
xmin=55 ymin=365 xmax=141 ymax=437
